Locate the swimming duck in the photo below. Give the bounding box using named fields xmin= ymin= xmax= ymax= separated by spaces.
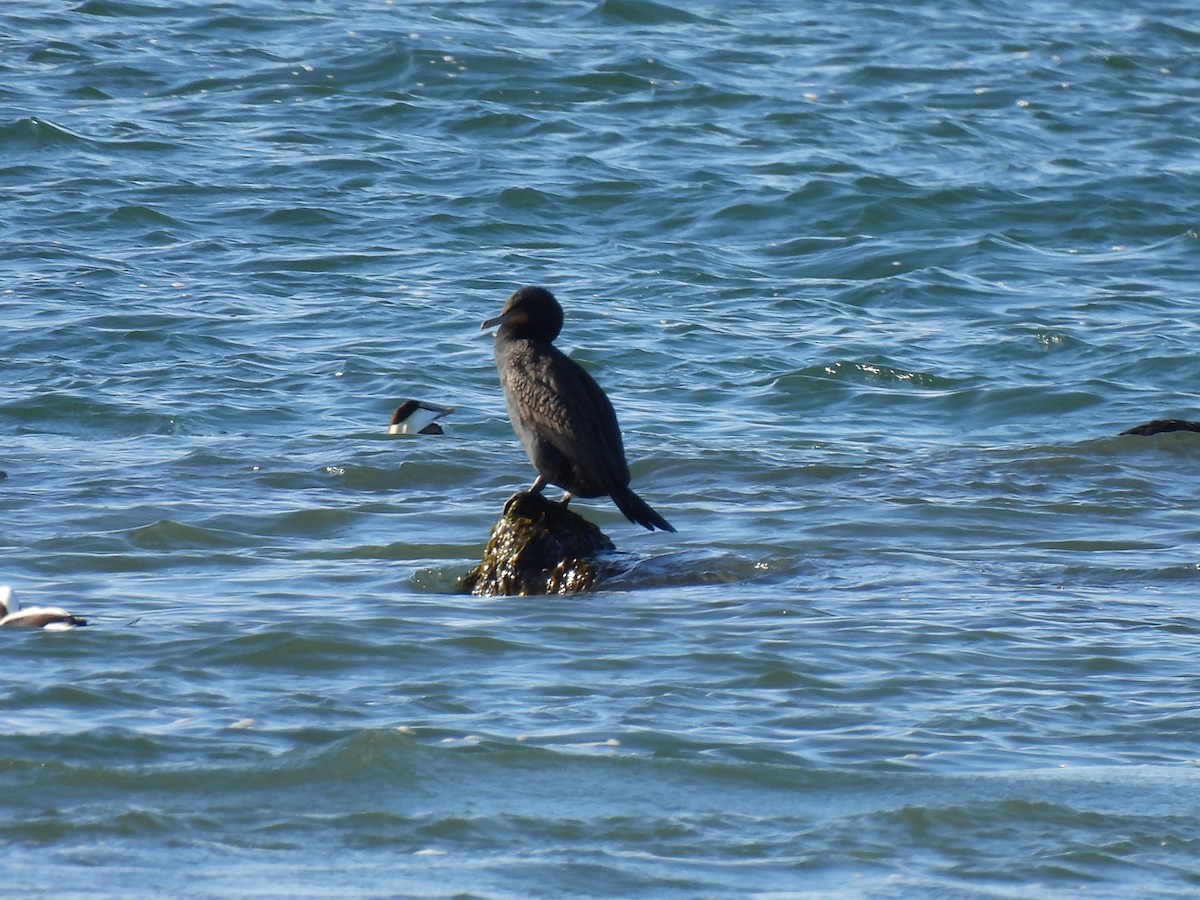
xmin=388 ymin=399 xmax=454 ymax=435
xmin=0 ymin=585 xmax=88 ymax=630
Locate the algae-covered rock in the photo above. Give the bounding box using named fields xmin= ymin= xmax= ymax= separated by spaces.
xmin=461 ymin=491 xmax=618 ymax=596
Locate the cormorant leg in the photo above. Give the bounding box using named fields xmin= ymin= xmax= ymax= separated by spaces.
xmin=529 ymin=475 xmax=549 ymax=495
xmin=559 ymin=492 xmax=573 ymax=506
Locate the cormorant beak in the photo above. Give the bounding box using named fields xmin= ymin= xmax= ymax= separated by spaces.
xmin=480 ymin=309 xmax=513 ymax=331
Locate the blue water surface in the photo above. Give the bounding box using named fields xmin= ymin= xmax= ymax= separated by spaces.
xmin=3 ymin=1 xmax=1200 ymax=896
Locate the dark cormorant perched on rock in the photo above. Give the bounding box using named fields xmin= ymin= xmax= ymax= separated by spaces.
xmin=481 ymin=286 xmax=675 ymax=532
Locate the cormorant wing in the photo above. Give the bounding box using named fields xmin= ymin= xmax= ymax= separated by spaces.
xmin=504 ymin=343 xmax=631 ymax=487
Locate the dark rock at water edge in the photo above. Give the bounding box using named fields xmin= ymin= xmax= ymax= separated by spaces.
xmin=462 ymin=491 xmax=619 ymax=596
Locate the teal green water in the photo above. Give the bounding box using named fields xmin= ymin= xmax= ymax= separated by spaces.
xmin=4 ymin=1 xmax=1200 ymax=896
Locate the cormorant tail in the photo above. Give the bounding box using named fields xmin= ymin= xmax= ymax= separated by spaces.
xmin=611 ymin=485 xmax=676 ymax=533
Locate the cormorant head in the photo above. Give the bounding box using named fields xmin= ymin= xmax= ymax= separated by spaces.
xmin=481 ymin=285 xmax=564 ymax=342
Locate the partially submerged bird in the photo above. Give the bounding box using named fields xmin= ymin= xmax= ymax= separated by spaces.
xmin=0 ymin=585 xmax=87 ymax=630
xmin=1120 ymin=419 xmax=1200 ymax=436
xmin=388 ymin=399 xmax=454 ymax=435
xmin=481 ymin=285 xmax=675 ymax=532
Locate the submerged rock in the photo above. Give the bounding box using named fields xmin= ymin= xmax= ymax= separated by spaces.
xmin=462 ymin=491 xmax=618 ymax=596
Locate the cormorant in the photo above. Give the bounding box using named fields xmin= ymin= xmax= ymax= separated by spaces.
xmin=481 ymin=286 xmax=675 ymax=532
